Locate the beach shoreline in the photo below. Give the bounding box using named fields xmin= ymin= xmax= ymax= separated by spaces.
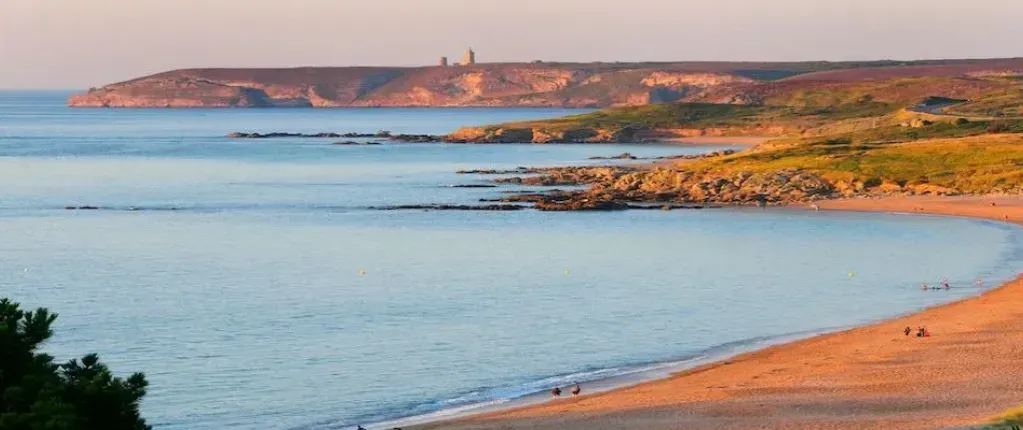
xmin=407 ymin=195 xmax=1023 ymax=430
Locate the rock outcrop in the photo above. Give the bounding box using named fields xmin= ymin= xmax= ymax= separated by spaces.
xmin=370 ymin=204 xmax=526 ymax=211
xmin=226 ymin=131 xmax=440 ymax=142
xmin=487 ymin=162 xmax=971 ymax=211
xmin=444 ymin=126 xmax=640 ymax=144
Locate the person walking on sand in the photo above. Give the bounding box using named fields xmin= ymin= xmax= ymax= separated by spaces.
xmin=571 ymin=384 xmax=582 ymax=396
xmin=904 ymin=326 xmax=912 ymax=336
xmin=551 ymin=387 xmax=562 ymax=397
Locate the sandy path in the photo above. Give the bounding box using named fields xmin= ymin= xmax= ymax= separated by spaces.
xmin=413 ymin=196 xmax=1023 ymax=430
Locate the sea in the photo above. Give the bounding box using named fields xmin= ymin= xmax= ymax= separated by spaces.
xmin=2 ymin=90 xmax=1022 ymax=430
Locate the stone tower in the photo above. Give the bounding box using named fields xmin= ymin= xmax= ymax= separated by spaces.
xmin=439 ymin=56 xmax=448 ymax=67
xmin=462 ymin=47 xmax=476 ymax=66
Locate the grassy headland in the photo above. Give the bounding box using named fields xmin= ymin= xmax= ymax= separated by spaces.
xmin=69 ymin=58 xmax=1023 ymax=108
xmin=454 ymin=74 xmax=1023 ymax=205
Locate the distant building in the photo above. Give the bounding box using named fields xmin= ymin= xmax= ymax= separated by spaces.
xmin=439 ymin=56 xmax=448 ymax=67
xmin=462 ymin=48 xmax=476 ymax=66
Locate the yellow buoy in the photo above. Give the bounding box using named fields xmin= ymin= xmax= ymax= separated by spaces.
xmin=564 ymin=269 xmax=571 ymax=275
xmin=848 ymin=271 xmax=855 ymax=278
xmin=359 ymin=269 xmax=366 ymax=276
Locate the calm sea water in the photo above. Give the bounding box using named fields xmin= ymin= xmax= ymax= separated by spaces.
xmin=2 ymin=91 xmax=1022 ymax=430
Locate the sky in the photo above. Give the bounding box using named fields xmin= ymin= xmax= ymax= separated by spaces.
xmin=2 ymin=0 xmax=1023 ymax=89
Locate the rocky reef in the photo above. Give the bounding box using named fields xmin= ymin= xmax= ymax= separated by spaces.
xmin=226 ymin=131 xmax=441 ymax=142
xmin=485 ymin=162 xmax=969 ymax=211
xmin=490 ymin=167 xmax=830 ymax=206
xmin=443 ymin=126 xmax=641 ymax=144
xmin=370 ymin=204 xmax=526 ymax=211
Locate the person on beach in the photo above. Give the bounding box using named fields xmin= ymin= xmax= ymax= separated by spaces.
xmin=921 ymin=283 xmax=928 ymax=291
xmin=551 ymin=387 xmax=562 ymax=397
xmin=904 ymin=326 xmax=912 ymax=336
xmin=571 ymin=384 xmax=582 ymax=396
xmin=916 ymin=327 xmax=925 ymax=337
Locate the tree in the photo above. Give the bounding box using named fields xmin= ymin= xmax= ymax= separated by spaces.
xmin=0 ymin=298 xmax=150 ymax=430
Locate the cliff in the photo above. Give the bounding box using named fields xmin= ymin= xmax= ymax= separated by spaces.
xmin=67 ymin=58 xmax=1023 ymax=108
xmin=446 ymin=59 xmax=1023 ymax=143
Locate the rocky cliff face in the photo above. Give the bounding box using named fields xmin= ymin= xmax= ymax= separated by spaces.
xmin=68 ymin=64 xmax=775 ymax=108
xmin=70 ymin=58 xmax=1023 ymax=108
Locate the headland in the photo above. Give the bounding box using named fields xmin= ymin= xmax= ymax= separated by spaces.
xmin=68 ymin=58 xmax=1023 ymax=109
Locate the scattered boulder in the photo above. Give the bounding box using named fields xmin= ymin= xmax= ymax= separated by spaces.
xmin=535 ymin=197 xmax=629 ymax=212
xmin=227 ymin=132 xmax=346 ymax=139
xmin=456 ymin=167 xmax=537 ymax=175
xmin=496 ymin=166 xmax=627 ymax=186
xmin=331 ymin=141 xmax=383 ymax=145
xmin=228 ymin=131 xmax=439 ymax=142
xmin=589 ymin=152 xmax=638 ymax=160
xmin=390 ymin=134 xmax=441 ymax=143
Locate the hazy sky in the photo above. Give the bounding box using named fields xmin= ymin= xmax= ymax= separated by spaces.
xmin=3 ymin=0 xmax=1023 ymax=89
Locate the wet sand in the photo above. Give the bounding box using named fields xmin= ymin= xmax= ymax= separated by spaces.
xmin=414 ymin=196 xmax=1023 ymax=430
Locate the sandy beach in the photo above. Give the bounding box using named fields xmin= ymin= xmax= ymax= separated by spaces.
xmin=414 ymin=196 xmax=1023 ymax=430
